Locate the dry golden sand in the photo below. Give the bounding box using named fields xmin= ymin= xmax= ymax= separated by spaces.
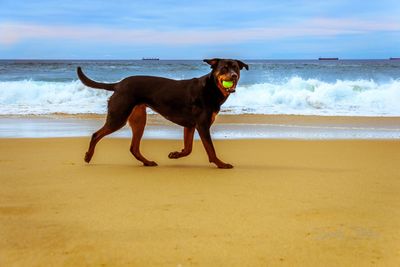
xmin=1 ymin=138 xmax=400 ymax=266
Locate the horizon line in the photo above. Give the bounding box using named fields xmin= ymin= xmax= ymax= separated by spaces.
xmin=0 ymin=58 xmax=398 ymax=61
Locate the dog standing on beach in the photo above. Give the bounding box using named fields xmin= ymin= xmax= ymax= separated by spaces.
xmin=77 ymin=58 xmax=248 ymax=168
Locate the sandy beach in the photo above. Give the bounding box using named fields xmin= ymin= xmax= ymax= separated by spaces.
xmin=1 ymin=136 xmax=400 ymax=266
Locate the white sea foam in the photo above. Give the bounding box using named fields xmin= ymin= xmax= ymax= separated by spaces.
xmin=226 ymin=77 xmax=400 ymax=116
xmin=0 ymin=78 xmax=399 ymax=116
xmin=0 ymin=80 xmax=112 ymax=114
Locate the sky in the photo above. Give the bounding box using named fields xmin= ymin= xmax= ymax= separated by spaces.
xmin=0 ymin=0 xmax=399 ymax=59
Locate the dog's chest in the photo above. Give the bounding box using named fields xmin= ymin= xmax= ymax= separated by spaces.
xmin=190 ymin=97 xmax=203 ymax=115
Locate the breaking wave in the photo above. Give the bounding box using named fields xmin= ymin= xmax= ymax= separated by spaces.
xmin=1 ymin=77 xmax=400 ymax=116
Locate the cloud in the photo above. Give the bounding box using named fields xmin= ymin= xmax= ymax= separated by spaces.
xmin=1 ymin=18 xmax=399 ymax=46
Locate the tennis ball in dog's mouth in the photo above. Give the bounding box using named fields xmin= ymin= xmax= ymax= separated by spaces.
xmin=222 ymin=80 xmax=234 ymax=88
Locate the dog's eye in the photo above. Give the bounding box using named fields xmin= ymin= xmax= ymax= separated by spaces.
xmin=221 ymin=66 xmax=228 ymax=72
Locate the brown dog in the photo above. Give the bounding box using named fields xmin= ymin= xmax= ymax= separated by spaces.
xmin=77 ymin=58 xmax=248 ymax=168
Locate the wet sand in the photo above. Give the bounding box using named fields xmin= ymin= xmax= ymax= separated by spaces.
xmin=1 ymin=138 xmax=400 ymax=266
xmin=1 ymin=114 xmax=400 ymax=139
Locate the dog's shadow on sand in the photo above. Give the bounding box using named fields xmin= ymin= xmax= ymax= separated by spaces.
xmin=84 ymin=162 xmax=212 ymax=171
xmin=83 ymin=162 xmax=352 ymax=174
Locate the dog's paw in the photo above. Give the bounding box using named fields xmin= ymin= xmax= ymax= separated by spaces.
xmin=168 ymin=151 xmax=181 ymax=159
xmin=217 ymin=163 xmax=234 ymax=169
xmin=144 ymin=161 xmax=158 ymax=167
xmin=84 ymin=152 xmax=92 ymax=163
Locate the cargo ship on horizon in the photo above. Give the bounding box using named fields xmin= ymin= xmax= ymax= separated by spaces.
xmin=142 ymin=57 xmax=160 ymax=61
xmin=318 ymin=57 xmax=339 ymax=60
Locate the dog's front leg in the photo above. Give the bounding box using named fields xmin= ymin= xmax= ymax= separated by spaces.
xmin=168 ymin=127 xmax=195 ymax=159
xmin=196 ymin=125 xmax=233 ymax=169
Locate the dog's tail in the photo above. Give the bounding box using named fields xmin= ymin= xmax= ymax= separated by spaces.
xmin=77 ymin=67 xmax=116 ymax=91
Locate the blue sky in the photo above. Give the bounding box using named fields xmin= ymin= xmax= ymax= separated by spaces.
xmin=0 ymin=0 xmax=399 ymax=59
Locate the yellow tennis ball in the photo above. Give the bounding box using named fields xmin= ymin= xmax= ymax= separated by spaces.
xmin=222 ymin=80 xmax=233 ymax=88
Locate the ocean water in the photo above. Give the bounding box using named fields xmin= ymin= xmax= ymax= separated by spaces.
xmin=0 ymin=59 xmax=399 ymax=116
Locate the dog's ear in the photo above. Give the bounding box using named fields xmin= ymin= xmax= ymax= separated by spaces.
xmin=203 ymin=58 xmax=220 ymax=69
xmin=236 ymin=60 xmax=249 ymax=70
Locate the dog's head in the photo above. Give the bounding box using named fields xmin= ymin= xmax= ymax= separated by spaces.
xmin=203 ymin=58 xmax=249 ymax=97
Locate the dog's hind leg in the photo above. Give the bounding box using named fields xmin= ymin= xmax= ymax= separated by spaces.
xmin=84 ymin=125 xmax=119 ymax=163
xmin=168 ymin=127 xmax=195 ymax=159
xmin=85 ymin=95 xmax=133 ymax=163
xmin=128 ymin=104 xmax=157 ymax=166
